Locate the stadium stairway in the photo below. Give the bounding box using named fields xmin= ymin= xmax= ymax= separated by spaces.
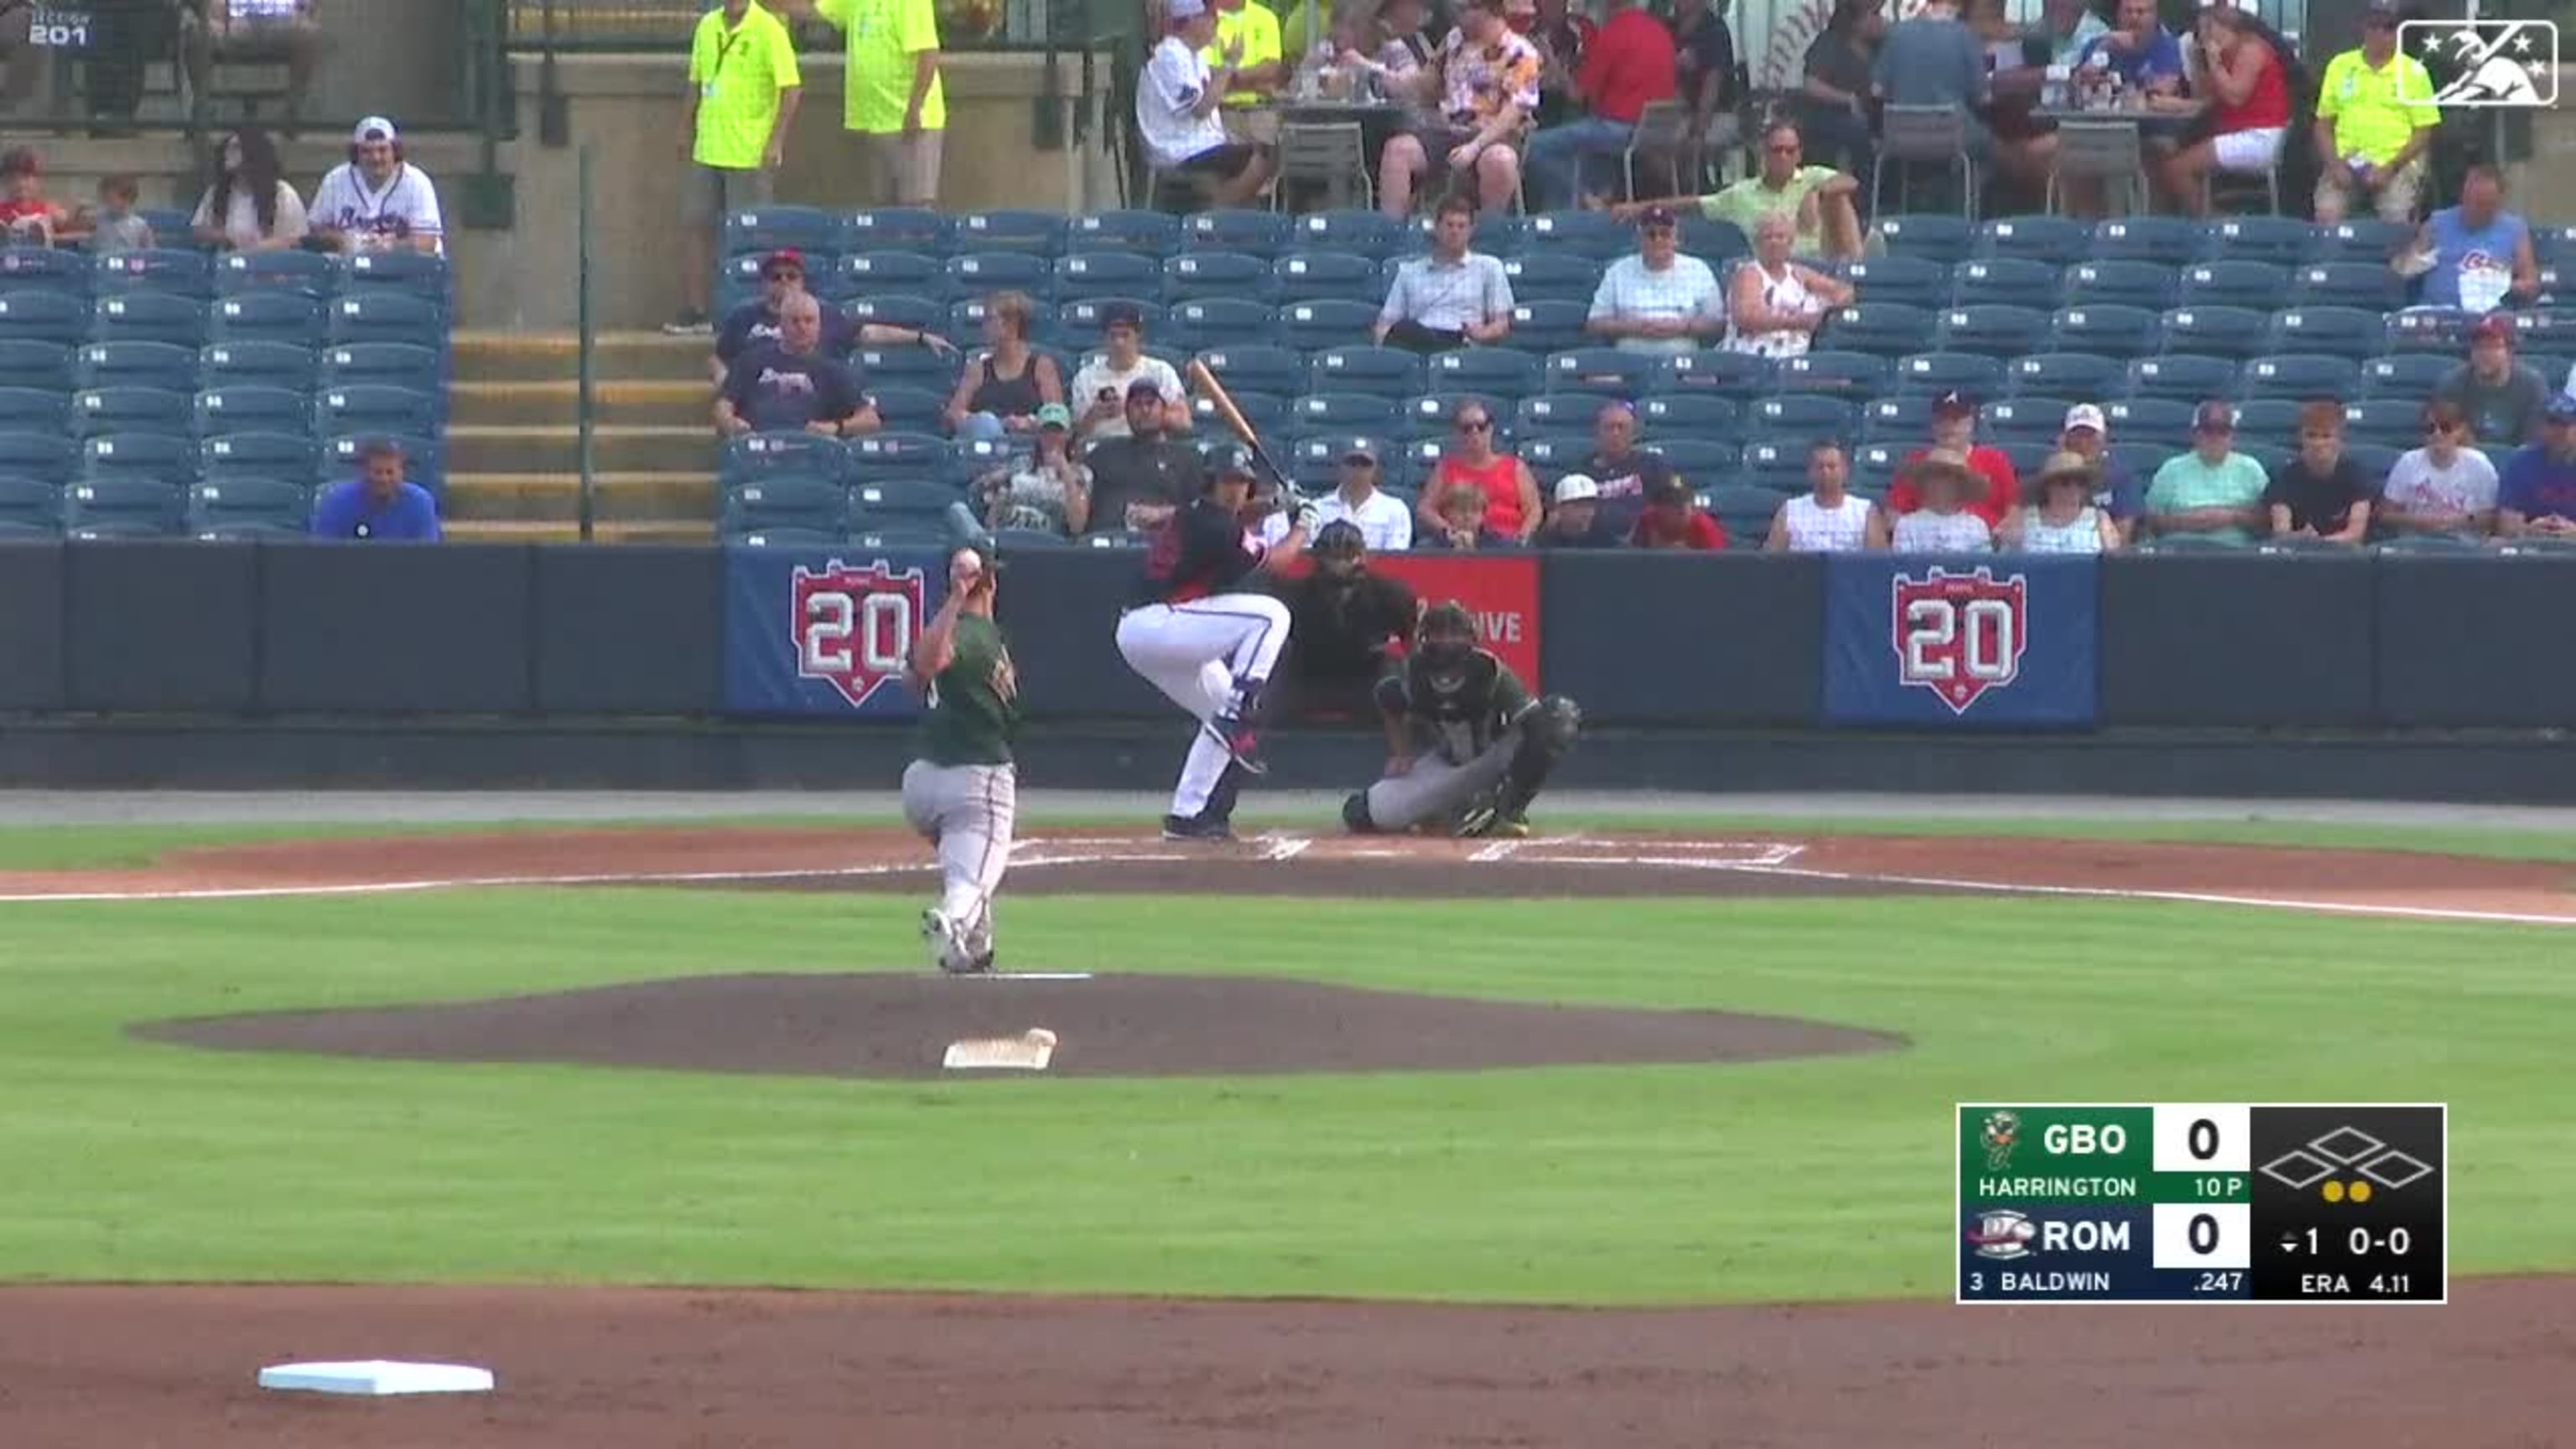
xmin=444 ymin=331 xmax=717 ymax=543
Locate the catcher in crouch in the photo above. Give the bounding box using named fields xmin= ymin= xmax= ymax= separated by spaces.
xmin=1341 ymin=600 xmax=1581 ymax=839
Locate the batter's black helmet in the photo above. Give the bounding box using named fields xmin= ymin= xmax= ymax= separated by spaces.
xmin=1203 ymin=444 xmax=1258 ymax=490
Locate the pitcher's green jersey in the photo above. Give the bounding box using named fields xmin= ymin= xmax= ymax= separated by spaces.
xmin=915 ymin=614 xmax=1019 ymax=766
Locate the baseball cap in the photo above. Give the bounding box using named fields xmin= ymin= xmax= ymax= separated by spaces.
xmin=1210 ymin=443 xmax=1259 ymax=479
xmin=1638 ymin=205 xmax=1678 ymax=229
xmin=2193 ymin=400 xmax=2237 ymax=433
xmin=1934 ymin=390 xmax=1978 ymax=418
xmin=1168 ymin=0 xmax=1208 ymax=17
xmin=2062 ymin=403 xmax=2107 ymax=435
xmin=1554 ymin=472 xmax=1601 ymax=503
xmin=1341 ymin=438 xmax=1379 ymax=463
xmin=760 ymin=247 xmax=806 ymax=277
xmin=1124 ymin=377 xmax=1166 ymax=400
xmin=1036 ymin=402 xmax=1072 ymax=429
xmin=2360 ymin=0 xmax=2400 ymax=23
xmin=353 ymin=116 xmax=400 ymax=144
xmin=2543 ymin=391 xmax=2576 ymax=423
xmin=1099 ymin=301 xmax=1145 ymax=331
xmin=2471 ymin=314 xmax=2516 ymax=346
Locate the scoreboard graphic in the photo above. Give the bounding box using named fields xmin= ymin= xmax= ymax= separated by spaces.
xmin=1955 ymin=1104 xmax=2447 ymax=1304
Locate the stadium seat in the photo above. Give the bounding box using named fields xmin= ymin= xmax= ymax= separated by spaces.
xmin=2307 ymin=219 xmax=2413 ymax=264
xmin=1950 ymin=257 xmax=2062 ymax=310
xmin=2104 ymin=397 xmax=2195 ymax=444
xmin=2358 ymin=354 xmax=2453 ymax=398
xmin=951 ymin=210 xmax=1065 ymax=258
xmin=2056 ymin=305 xmax=2173 ymax=362
xmin=1677 ymin=214 xmax=1748 ymax=262
xmin=1182 ymin=208 xmax=1291 ymax=259
xmin=0 ymin=473 xmax=56 ymax=530
xmin=1163 ymin=250 xmax=1277 ymax=304
xmin=1291 ymin=208 xmax=1402 ymax=261
xmin=200 ymin=429 xmax=319 ymax=482
xmin=1507 ymin=392 xmax=1592 ymax=436
xmin=1937 ymin=304 xmax=2051 ymax=357
xmin=2345 ymin=442 xmax=2400 ymax=479
xmin=843 ymin=431 xmax=950 ymax=482
xmin=2266 ymin=306 xmax=2385 ymax=356
xmin=1057 ymin=297 xmax=1164 ymax=343
xmin=942 ymin=294 xmax=995 ymax=340
xmin=63 ymin=475 xmax=184 ymax=535
xmin=1731 ymin=445 xmax=1810 ymax=493
xmin=1981 ymin=396 xmax=2074 ymax=444
xmin=1275 ymin=251 xmax=1381 ymax=304
xmin=319 ymin=434 xmax=442 ymax=493
xmin=1512 ymin=434 xmax=1586 ymax=481
xmin=1465 ymin=213 xmax=1528 ymax=257
xmin=2227 ymin=397 xmax=2304 ymax=443
xmin=187 ymin=475 xmax=310 ymax=534
xmin=1500 ymin=252 xmax=1600 ymax=305
xmin=318 ymin=384 xmax=441 ymax=439
xmin=2090 ymin=216 xmax=2199 ymax=266
xmin=77 ymin=340 xmax=199 ymax=391
xmin=848 ymin=292 xmax=947 ymax=334
xmin=2062 ymin=259 xmax=2178 ymax=310
xmin=205 ymin=340 xmax=317 ymax=389
xmin=1278 ymin=299 xmax=1379 ymax=353
xmin=724 ymin=205 xmax=841 ymax=257
xmin=337 ymin=252 xmax=451 ymax=302
xmin=2340 ymin=399 xmax=2423 ymax=447
xmin=2531 ymin=224 xmax=2576 ymax=267
xmin=1290 ymin=392 xmax=1395 ymax=434
xmin=1818 ymin=300 xmax=1939 ymax=358
xmin=0 ymin=338 xmax=71 ymax=390
xmin=194 ymin=385 xmax=310 ymax=437
xmin=848 ymin=475 xmax=959 ymax=524
xmin=1862 ymin=394 xmax=1935 ymax=440
xmin=842 ymin=207 xmax=950 ymax=255
xmin=1746 ymin=392 xmax=1861 ymax=444
xmin=1636 ymin=392 xmax=1740 ymax=439
xmin=72 ymin=386 xmax=191 ymax=439
xmin=0 ymin=248 xmax=89 ymax=296
xmin=995 ymin=526 xmax=1078 ymax=549
xmin=94 ymin=293 xmax=209 ymax=348
xmin=2125 ymin=353 xmax=2238 ymax=401
xmin=1648 ymin=438 xmax=1736 ymax=481
xmin=2178 ymin=261 xmax=2289 ymax=309
xmin=1066 ymin=210 xmax=1180 ymax=257
xmin=94 ymin=248 xmax=213 ymax=299
xmin=2157 ymin=305 xmax=2272 ymax=359
xmin=214 ymin=250 xmax=335 ymax=298
xmin=2106 ymin=439 xmax=2176 ymax=478
xmin=1654 ymin=350 xmax=1774 ymax=397
xmin=1426 ymin=347 xmax=1545 ymax=402
xmin=317 ymin=342 xmax=439 ymax=392
xmin=944 ymin=252 xmax=1052 ymax=300
xmin=1189 ymin=341 xmax=1304 ymax=398
xmin=1052 ymin=251 xmax=1161 ymax=304
xmin=2291 ymin=262 xmax=2402 ymax=309
xmin=1289 ymin=433 xmax=1385 ymax=491
xmin=2195 ymin=216 xmax=2316 ymax=266
xmin=2381 ymin=307 xmax=2475 ymax=354
xmin=1396 ymin=435 xmax=1451 ymax=478
xmin=722 ymin=430 xmax=848 ymax=483
xmin=1842 ymin=255 xmax=1949 ymax=309
xmin=1773 ymin=349 xmax=1889 ymax=396
xmin=324 ymin=293 xmax=439 ymax=349
xmin=937 ymin=435 xmax=1019 ymax=484
xmin=1891 ymin=351 xmax=2006 ymax=397
xmin=724 ymin=524 xmax=844 ymax=548
xmin=1976 ymin=214 xmax=2091 ymax=267
xmin=1545 ymin=347 xmax=1654 ymax=399
xmin=1519 ymin=210 xmax=1632 ymax=262
xmin=2238 ymin=354 xmax=2358 ymax=400
xmin=0 ymin=290 xmax=90 ymax=345
xmin=1506 ymin=299 xmax=1591 ymax=354
xmin=839 ymin=251 xmax=947 ymax=300
xmin=2507 ymin=309 xmax=2576 ymax=353
xmin=0 ymin=429 xmax=77 ymax=483
xmin=0 ymin=385 xmax=67 ymax=433
xmin=2007 ymin=350 xmax=2124 ymax=397
xmin=721 ymin=474 xmax=847 ymax=537
xmin=80 ymin=428 xmax=199 ymax=482
xmin=850 ymin=342 xmax=953 ymax=387
xmin=860 ymin=384 xmax=941 ymax=434
xmin=1874 ymin=214 xmax=1974 ymax=264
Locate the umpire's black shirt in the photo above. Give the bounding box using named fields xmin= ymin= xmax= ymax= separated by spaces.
xmin=1283 ymin=569 xmax=1420 ymax=685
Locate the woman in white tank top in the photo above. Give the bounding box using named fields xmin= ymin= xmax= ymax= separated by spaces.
xmin=1721 ymin=210 xmax=1852 ymax=360
xmin=1764 ymin=440 xmax=1887 ymax=551
xmin=1998 ymin=451 xmax=2123 ymax=553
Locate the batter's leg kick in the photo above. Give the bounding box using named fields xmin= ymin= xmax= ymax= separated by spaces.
xmin=1114 ymin=594 xmax=1292 ymax=837
xmin=901 ymin=757 xmax=1018 ymax=974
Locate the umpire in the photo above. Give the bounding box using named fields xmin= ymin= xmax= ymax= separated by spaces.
xmin=1275 ymin=520 xmax=1420 ymax=719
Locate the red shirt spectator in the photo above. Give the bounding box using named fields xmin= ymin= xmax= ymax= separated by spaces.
xmin=1891 ymin=390 xmax=2022 ymax=527
xmin=1576 ymin=4 xmax=1678 ymax=123
xmin=1630 ymin=475 xmax=1728 ymax=548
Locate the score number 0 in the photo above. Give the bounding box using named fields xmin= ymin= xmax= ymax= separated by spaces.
xmin=800 ymin=590 xmax=913 ymax=676
xmin=2150 ymin=1104 xmax=2251 ymax=1275
xmin=1900 ymin=596 xmax=2018 ymax=683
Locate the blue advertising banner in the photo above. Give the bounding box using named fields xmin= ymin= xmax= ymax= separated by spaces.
xmin=1822 ymin=553 xmax=2099 ymax=727
xmin=722 ymin=547 xmax=950 ymax=717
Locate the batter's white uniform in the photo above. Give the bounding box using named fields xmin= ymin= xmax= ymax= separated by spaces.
xmin=1114 ymin=493 xmax=1292 ymax=823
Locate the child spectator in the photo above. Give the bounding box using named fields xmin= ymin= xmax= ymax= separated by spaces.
xmin=1629 ymin=471 xmax=1727 ymax=549
xmin=0 ymin=147 xmax=70 ymax=247
xmin=1420 ymin=480 xmax=1519 ymax=550
xmin=81 ymin=175 xmax=155 ymax=253
xmin=974 ymin=403 xmax=1093 ymax=536
xmin=1893 ymin=450 xmax=1994 ymax=553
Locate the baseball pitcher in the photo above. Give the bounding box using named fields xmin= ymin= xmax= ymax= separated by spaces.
xmin=1342 ymin=600 xmax=1581 ymax=839
xmin=901 ymin=542 xmax=1018 ymax=974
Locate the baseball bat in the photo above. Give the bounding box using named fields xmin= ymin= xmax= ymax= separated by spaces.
xmin=1186 ymin=357 xmax=1305 ymax=509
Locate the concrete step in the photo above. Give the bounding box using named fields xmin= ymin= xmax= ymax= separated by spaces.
xmin=442 ymin=470 xmax=714 ymax=522
xmin=451 ymin=330 xmax=710 ymax=386
xmin=443 ymin=518 xmax=717 ymax=545
xmin=449 ymin=380 xmax=713 ymax=429
xmin=447 ymin=423 xmax=714 ymax=475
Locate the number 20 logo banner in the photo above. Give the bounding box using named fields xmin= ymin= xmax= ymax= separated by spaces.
xmin=722 ymin=547 xmax=951 ymax=716
xmin=1821 ymin=554 xmax=2099 ymax=728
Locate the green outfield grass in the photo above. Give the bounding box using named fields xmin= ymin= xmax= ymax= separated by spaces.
xmin=1 ymin=882 xmax=2564 ymax=1305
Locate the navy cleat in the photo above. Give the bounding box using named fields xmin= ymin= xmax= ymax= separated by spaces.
xmin=1161 ymin=813 xmax=1238 ymax=843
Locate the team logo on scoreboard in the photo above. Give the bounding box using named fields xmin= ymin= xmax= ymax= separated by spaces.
xmin=1965 ymin=1209 xmax=2038 ymax=1260
xmin=1891 ymin=567 xmax=2028 ymax=714
xmin=1981 ymin=1109 xmax=2023 ymax=1171
xmin=791 ymin=559 xmax=926 ymax=709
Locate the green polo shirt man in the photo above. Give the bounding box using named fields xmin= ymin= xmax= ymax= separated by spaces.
xmin=794 ymin=0 xmax=948 ymax=207
xmin=673 ymin=0 xmax=802 ymax=332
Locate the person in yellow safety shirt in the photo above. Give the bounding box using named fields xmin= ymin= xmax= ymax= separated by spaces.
xmin=1202 ymin=0 xmax=1287 ymax=128
xmin=673 ymin=0 xmax=802 ymax=334
xmin=2309 ymin=0 xmax=2438 ymax=226
xmin=784 ymin=0 xmax=947 ymax=207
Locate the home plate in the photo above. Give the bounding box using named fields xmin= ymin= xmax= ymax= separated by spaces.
xmin=257 ymin=1360 xmax=495 ymax=1396
xmin=943 ymin=1027 xmax=1058 ymax=1071
xmin=956 ymin=972 xmax=1093 ymax=981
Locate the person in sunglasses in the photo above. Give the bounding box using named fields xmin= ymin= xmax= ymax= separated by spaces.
xmin=1416 ymin=399 xmax=1543 ymax=544
xmin=2377 ymin=399 xmax=2499 ymax=543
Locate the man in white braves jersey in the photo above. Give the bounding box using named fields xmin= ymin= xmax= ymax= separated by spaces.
xmin=310 ymin=117 xmax=444 ymax=257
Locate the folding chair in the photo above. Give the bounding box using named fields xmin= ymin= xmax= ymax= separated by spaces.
xmin=1872 ymin=106 xmax=1977 ymax=222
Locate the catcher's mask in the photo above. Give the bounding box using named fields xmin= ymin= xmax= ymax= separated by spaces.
xmin=1417 ymin=600 xmax=1477 ymax=669
xmin=1312 ymin=519 xmax=1366 ymax=582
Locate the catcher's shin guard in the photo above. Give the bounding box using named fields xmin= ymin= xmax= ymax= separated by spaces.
xmin=1341 ymin=789 xmax=1378 ymax=834
xmin=1495 ymin=695 xmax=1581 ymax=818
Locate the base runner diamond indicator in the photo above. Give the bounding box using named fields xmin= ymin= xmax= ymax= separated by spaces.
xmin=2309 ymin=1126 xmax=2385 ymax=1163
xmin=2259 ymin=1149 xmax=2334 ymax=1190
xmin=2360 ymin=1150 xmax=2433 ymax=1192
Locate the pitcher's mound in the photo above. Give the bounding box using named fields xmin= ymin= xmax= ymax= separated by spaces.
xmin=134 ymin=974 xmax=1903 ymax=1078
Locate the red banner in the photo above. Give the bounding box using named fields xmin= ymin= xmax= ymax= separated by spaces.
xmin=1373 ymin=553 xmax=1544 ymax=689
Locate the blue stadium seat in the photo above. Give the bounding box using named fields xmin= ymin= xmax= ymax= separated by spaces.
xmin=1981 ymin=396 xmax=2074 ymax=444
xmin=318 ymin=342 xmax=439 ymax=392
xmin=80 ymin=431 xmax=199 ymax=483
xmin=839 ymin=250 xmax=948 ymax=299
xmin=1651 ymin=438 xmax=1737 ymax=481
xmin=1305 ymin=344 xmax=1420 ymax=395
xmin=942 ymin=294 xmax=996 ymax=340
xmin=1466 ymin=213 xmax=1528 ymax=257
xmin=1182 ymin=208 xmax=1291 ymax=259
xmin=2266 ymin=305 xmax=2386 ymax=357
xmin=1426 ymin=347 xmax=1544 ymax=401
xmin=2343 ymin=441 xmax=2400 ymax=477
xmin=2506 ymin=309 xmax=2576 ymax=354
xmin=94 ymin=293 xmax=209 ymax=347
xmin=0 ymin=338 xmax=70 ymax=390
xmin=0 ymin=289 xmax=89 ymax=345
xmin=1842 ymin=255 xmax=1949 ymax=309
xmin=2291 ymin=262 xmax=2402 ymax=309
xmin=0 ymin=473 xmax=57 ymax=530
xmin=1636 ymin=392 xmax=1740 ymax=439
xmin=325 ymin=292 xmax=440 ymax=349
xmin=1950 ymin=257 xmax=2061 ymax=309
xmin=2340 ymin=399 xmax=2423 ymax=447
xmin=77 ymin=340 xmax=199 ymax=391
xmin=1066 ymin=210 xmax=1179 ymax=257
xmin=1509 ymin=392 xmax=1596 ymax=436
xmin=2195 ymin=216 xmax=2315 ymax=266
xmin=1195 ymin=389 xmax=1291 ymax=438
xmin=319 ymin=434 xmax=443 ymax=492
xmin=1654 ymin=350 xmax=1774 ymax=397
xmin=0 ymin=248 xmax=89 ymax=296
xmin=214 ymin=250 xmax=335 ymax=298
xmin=337 ymin=252 xmax=451 ymax=302
xmin=1288 ymin=433 xmax=1387 ymax=491
xmin=1861 ymin=394 xmax=1935 ymax=441
xmin=2381 ymin=307 xmax=2475 ymax=355
xmin=942 ymin=437 xmax=1027 ymax=491
xmin=318 ymin=383 xmax=441 ymax=438
xmin=2110 ymin=441 xmax=2178 ymax=480
xmin=1292 ymin=208 xmax=1403 ymax=261
xmin=2224 ymin=397 xmax=2306 ymax=444
xmin=843 ymin=207 xmax=951 ymax=255
xmin=201 ymin=430 xmax=319 ymax=482
xmin=2307 ymin=219 xmax=2414 ymax=264
xmin=73 ymin=386 xmax=192 ymax=439
xmin=187 ymin=475 xmax=310 ymax=535
xmin=1751 ymin=394 xmax=1859 ymax=437
xmin=722 ymin=431 xmax=848 ymax=483
xmin=851 ymin=342 xmax=953 ymax=387
xmin=1275 ymin=251 xmax=1381 ymax=304
xmin=2090 ymin=216 xmax=2199 ymax=266
xmin=2178 ymin=261 xmax=2289 ymax=309
xmin=205 ymin=340 xmax=317 ymax=389
xmin=1289 ymin=392 xmax=1397 ymax=433
xmin=63 ymin=475 xmax=185 ymax=535
xmin=94 ymin=248 xmax=212 ymax=299
xmin=1936 ymin=304 xmax=2050 ymax=357
xmin=724 ymin=524 xmax=845 ymax=548
xmin=1519 ymin=210 xmax=1633 ymax=262
xmin=1874 ymin=214 xmax=1974 ymax=264
xmin=868 ymin=384 xmax=948 ymax=432
xmin=1891 ymin=351 xmax=2006 ymax=397
xmin=842 ymin=431 xmax=951 ymax=482
xmin=951 ymin=210 xmax=1065 ymax=258
xmin=1773 ymin=349 xmax=1889 ymax=396
xmin=846 ymin=292 xmax=947 ymax=333
xmin=848 ymin=476 xmax=959 ymax=525
xmin=1277 ymin=299 xmax=1379 ymax=352
xmin=1505 ymin=300 xmax=1590 ymax=354
xmin=1500 ymin=252 xmax=1599 ymax=305
xmin=2062 ymin=259 xmax=2178 ymax=310
xmin=944 ymin=252 xmax=1052 ymax=300
xmin=1056 ymin=296 xmax=1162 ymax=343
xmin=1732 ymin=443 xmax=1814 ymax=492
xmin=0 ymin=386 xmax=67 ymax=432
xmin=1166 ymin=298 xmax=1278 ymax=352
xmin=194 ymin=385 xmax=310 ymax=437
xmin=2237 ymin=354 xmax=2358 ymax=400
xmin=2358 ymin=353 xmax=2454 ymax=398
xmin=2125 ymin=353 xmax=2237 ymax=401
xmin=2007 ymin=350 xmax=2122 ymax=397
xmin=1183 ymin=341 xmax=1301 ymax=400
xmin=2050 ymin=304 xmax=2164 ymax=358
xmin=0 ymin=429 xmax=76 ymax=483
xmin=1052 ymin=251 xmax=1161 ymax=303
xmin=1677 ymin=214 xmax=1748 ymax=262
xmin=1976 ymin=215 xmax=2091 ymax=267
xmin=725 ymin=205 xmax=841 ymax=258
xmin=1817 ymin=300 xmax=1938 ymax=358
xmin=1512 ymin=434 xmax=1587 ymax=482
xmin=2104 ymin=397 xmax=2195 ymax=444
xmin=1545 ymin=347 xmax=1653 ymax=399
xmin=721 ymin=473 xmax=847 ymax=537
xmin=1163 ymin=250 xmax=1276 ymax=304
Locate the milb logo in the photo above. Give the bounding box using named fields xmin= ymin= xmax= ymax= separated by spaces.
xmin=792 ymin=559 xmax=926 ymax=708
xmin=1891 ymin=567 xmax=2028 ymax=714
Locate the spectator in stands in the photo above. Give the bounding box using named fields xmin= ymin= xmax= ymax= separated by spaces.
xmin=1580 ymin=400 xmax=1670 ymax=532
xmin=1539 ymin=473 xmax=1624 ymax=547
xmin=1621 ymin=120 xmax=1862 ymax=262
xmin=2378 ymin=399 xmax=2498 ymax=542
xmin=1276 ymin=519 xmax=1421 ymax=717
xmin=1374 ymin=195 xmax=1515 ymax=354
xmin=1085 ymin=379 xmax=1200 ymax=533
xmin=714 ymin=293 xmax=882 ymax=439
xmin=2152 ymin=5 xmax=2288 ymax=217
xmin=2496 ymin=393 xmax=2576 ymax=541
xmin=1140 ymin=0 xmax=1278 ymax=208
xmin=1719 ymin=210 xmax=1852 ymax=359
xmin=1523 ymin=0 xmax=1597 ymax=129
xmin=789 ymin=0 xmax=946 ymax=207
xmin=311 ymin=117 xmax=444 ymax=256
xmin=1766 ymin=439 xmax=1885 ymax=552
xmin=2059 ymin=402 xmax=2142 ymax=543
xmin=1870 ymin=0 xmax=1999 ymax=184
xmin=1892 ymin=449 xmax=1993 ymax=553
xmin=1263 ymin=439 xmax=1413 ymax=548
xmin=1420 ymin=398 xmax=1543 ymax=543
xmin=1521 ymin=0 xmax=1675 ymax=210
xmin=1358 ymin=0 xmax=1434 ymax=77
xmin=711 ymin=249 xmax=947 ymax=387
xmin=974 ymin=403 xmax=1093 ymax=536
xmin=0 ymin=146 xmax=68 ymax=247
xmin=1796 ymin=0 xmax=1883 ymax=179
xmin=2435 ymin=315 xmax=2549 ymax=450
xmin=1999 ymin=450 xmax=2122 ymax=553
xmin=2263 ymin=401 xmax=2374 ymax=545
xmin=312 ymin=439 xmax=441 ymax=543
xmin=80 ymin=175 xmax=155 ymax=253
xmin=1206 ymin=0 xmax=1289 ymax=140
xmin=181 ymin=1 xmax=324 ymax=132
xmin=1587 ymin=205 xmax=1723 ymax=356
xmin=1420 ymin=477 xmax=1519 ymax=550
xmin=2038 ymin=0 xmax=2106 ymax=64
xmin=1893 ymin=392 xmax=2019 ymax=527
xmin=2310 ymin=0 xmax=2437 ymax=226
xmin=1069 ymin=304 xmax=1189 ymax=441
xmin=1631 ymin=470 xmax=1727 ymax=549
xmin=2402 ymin=166 xmax=2540 ymax=314
xmin=670 ymin=0 xmax=802 ymax=335
xmin=190 ymin=127 xmax=306 ymax=252
xmin=1665 ymin=0 xmax=1738 ymax=179
xmin=943 ymin=291 xmax=1065 ymax=443
xmin=2143 ymin=401 xmax=2267 ymax=545
xmin=1375 ymin=0 xmax=1538 ymax=219
xmin=2075 ymin=0 xmax=2184 ymax=99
